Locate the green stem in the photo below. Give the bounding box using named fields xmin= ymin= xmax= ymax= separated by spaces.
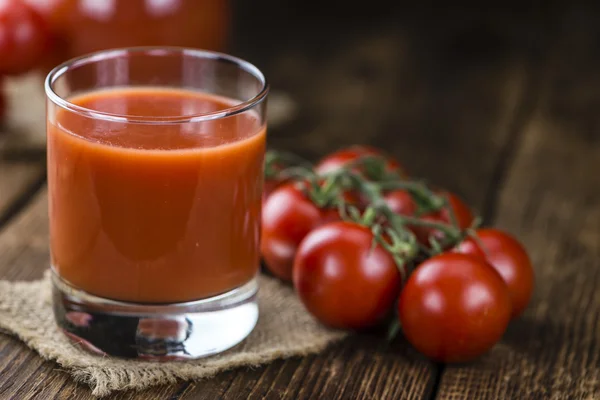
xmin=441 ymin=193 xmax=459 ymax=229
xmin=386 ymin=319 xmax=401 ymax=342
xmin=377 ymin=180 xmax=445 ymax=214
xmin=278 ymin=166 xmax=315 ymax=181
xmin=398 ymin=215 xmax=459 ymax=236
xmin=265 ymin=149 xmax=313 ymax=169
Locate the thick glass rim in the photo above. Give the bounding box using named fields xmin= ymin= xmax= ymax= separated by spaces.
xmin=44 ymin=46 xmax=269 ymax=124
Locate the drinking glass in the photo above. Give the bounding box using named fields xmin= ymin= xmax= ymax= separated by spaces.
xmin=45 ymin=47 xmax=268 ymax=359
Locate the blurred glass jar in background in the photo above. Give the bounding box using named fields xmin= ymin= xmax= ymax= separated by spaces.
xmin=31 ymin=0 xmax=230 ymax=68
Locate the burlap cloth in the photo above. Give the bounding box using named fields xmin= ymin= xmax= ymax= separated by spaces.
xmin=0 ymin=273 xmax=346 ymax=397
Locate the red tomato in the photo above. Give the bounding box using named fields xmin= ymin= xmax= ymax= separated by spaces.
xmin=25 ymin=0 xmax=74 ymax=74
xmin=398 ymin=253 xmax=511 ymax=363
xmin=384 ymin=189 xmax=417 ymax=216
xmin=411 ymin=192 xmax=474 ymax=245
xmin=24 ymin=0 xmax=73 ymax=33
xmin=293 ymin=221 xmax=402 ymax=329
xmin=454 ymin=229 xmax=534 ymax=319
xmin=261 ymin=182 xmax=339 ymax=281
xmin=262 ymin=178 xmax=281 ymax=205
xmin=0 ymin=0 xmax=53 ymax=75
xmin=314 ymin=145 xmax=406 ymax=177
xmin=262 ymin=158 xmax=287 ymax=205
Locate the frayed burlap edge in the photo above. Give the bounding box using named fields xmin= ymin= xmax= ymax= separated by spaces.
xmin=0 ymin=274 xmax=347 ymax=397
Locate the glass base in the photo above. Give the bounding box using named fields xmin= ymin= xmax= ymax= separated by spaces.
xmin=51 ymin=271 xmax=259 ymax=360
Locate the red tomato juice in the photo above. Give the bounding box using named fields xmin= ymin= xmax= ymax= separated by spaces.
xmin=48 ymin=88 xmax=265 ymax=303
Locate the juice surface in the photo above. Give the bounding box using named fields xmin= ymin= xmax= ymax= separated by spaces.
xmin=48 ymin=88 xmax=265 ymax=303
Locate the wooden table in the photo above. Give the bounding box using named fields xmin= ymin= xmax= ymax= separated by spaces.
xmin=1 ymin=4 xmax=599 ymax=399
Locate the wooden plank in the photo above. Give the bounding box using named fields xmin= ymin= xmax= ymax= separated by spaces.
xmin=0 ymin=161 xmax=45 ymax=226
xmin=436 ymin=10 xmax=600 ymax=399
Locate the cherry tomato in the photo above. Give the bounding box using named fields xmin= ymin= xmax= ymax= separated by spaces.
xmin=261 ymin=182 xmax=339 ymax=281
xmin=411 ymin=192 xmax=474 ymax=245
xmin=262 ymin=158 xmax=289 ymax=205
xmin=398 ymin=253 xmax=511 ymax=363
xmin=263 ymin=178 xmax=282 ymax=205
xmin=454 ymin=229 xmax=534 ymax=319
xmin=384 ymin=189 xmax=417 ymax=216
xmin=293 ymin=221 xmax=401 ymax=329
xmin=0 ymin=0 xmax=53 ymax=75
xmin=315 ymin=145 xmax=406 ymax=178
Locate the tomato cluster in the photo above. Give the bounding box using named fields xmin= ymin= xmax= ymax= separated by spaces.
xmin=261 ymin=145 xmax=534 ymax=363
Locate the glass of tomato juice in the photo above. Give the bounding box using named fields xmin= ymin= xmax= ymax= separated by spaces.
xmin=45 ymin=47 xmax=268 ymax=359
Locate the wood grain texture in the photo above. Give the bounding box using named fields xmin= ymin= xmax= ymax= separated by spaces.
xmin=0 ymin=161 xmax=44 ymax=226
xmin=436 ymin=8 xmax=600 ymax=400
